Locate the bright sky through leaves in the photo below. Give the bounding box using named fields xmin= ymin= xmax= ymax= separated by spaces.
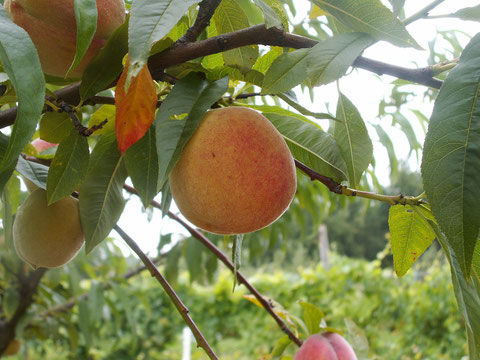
xmin=114 ymin=0 xmax=480 ymax=256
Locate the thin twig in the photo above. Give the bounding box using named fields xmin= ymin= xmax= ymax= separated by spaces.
xmin=294 ymin=160 xmax=425 ymax=206
xmin=87 ymin=96 xmax=165 ymax=109
xmin=403 ymin=0 xmax=447 ymax=25
xmin=113 ymin=225 xmax=219 ymax=360
xmin=123 ymin=184 xmax=304 ymax=347
xmin=233 ymin=92 xmax=263 ymax=100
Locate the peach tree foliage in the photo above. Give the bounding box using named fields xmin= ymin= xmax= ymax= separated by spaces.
xmin=0 ymin=0 xmax=479 ymax=359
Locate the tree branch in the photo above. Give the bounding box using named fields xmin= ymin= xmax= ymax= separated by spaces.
xmin=0 ymin=267 xmax=47 ymax=355
xmin=123 ymin=184 xmax=304 ymax=347
xmin=113 ymin=225 xmax=219 ymax=360
xmin=403 ymin=0 xmax=447 ymax=25
xmin=176 ymin=0 xmax=222 ymax=44
xmin=0 ymin=24 xmax=443 ymax=129
xmin=352 ymin=57 xmax=443 ymax=89
xmin=294 ymin=160 xmax=425 ymax=206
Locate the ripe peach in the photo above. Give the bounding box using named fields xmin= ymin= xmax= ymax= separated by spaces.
xmin=4 ymin=0 xmax=125 ymax=77
xmin=169 ymin=107 xmax=297 ymax=235
xmin=294 ymin=333 xmax=358 ymax=360
xmin=13 ymin=188 xmax=85 ymax=269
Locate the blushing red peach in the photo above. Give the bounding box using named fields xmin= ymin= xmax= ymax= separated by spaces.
xmin=294 ymin=333 xmax=358 ymax=360
xmin=169 ymin=107 xmax=297 ymax=235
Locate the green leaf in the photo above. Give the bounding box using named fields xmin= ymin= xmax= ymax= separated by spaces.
xmin=88 ymin=281 xmax=105 ymax=322
xmin=88 ymin=104 xmax=116 ymax=135
xmin=205 ymin=244 xmax=218 ymax=283
xmin=313 ymin=0 xmax=421 ymax=49
xmin=2 ymin=287 xmax=19 ymax=320
xmin=392 ymin=112 xmax=421 ymax=155
xmin=232 ymin=234 xmax=243 ymax=290
xmin=155 ymin=74 xmax=228 ymax=187
xmin=80 ymin=17 xmax=128 ymax=100
xmin=430 ymin=219 xmax=480 ymax=359
xmin=266 ymin=113 xmax=348 ymax=182
xmin=389 ymin=0 xmax=405 ymax=18
xmin=186 ymin=237 xmax=204 ymax=284
xmin=235 ymin=103 xmax=312 ymax=123
xmin=421 ymin=33 xmax=480 ymax=278
xmin=213 ymin=0 xmax=259 ymax=74
xmin=373 ymin=124 xmax=398 ymax=182
xmin=270 ymin=335 xmax=292 ymax=357
xmin=128 ymin=0 xmax=200 ymax=78
xmin=388 ymin=205 xmax=435 ymax=277
xmin=68 ymin=0 xmax=97 ymax=76
xmin=5 ymin=174 xmax=20 ymax=214
xmin=262 ymin=33 xmax=372 ymax=93
xmin=124 ymin=127 xmax=158 ymax=208
xmin=335 ymin=93 xmax=372 ymax=187
xmin=78 ymin=299 xmax=92 ymax=347
xmin=344 ymin=318 xmax=370 ymax=359
xmin=47 ymin=130 xmax=89 ymax=205
xmin=261 ymin=48 xmax=310 ymax=94
xmin=201 ymin=21 xmax=223 ymax=69
xmin=306 ymin=33 xmax=374 ymax=86
xmin=1 ymin=176 xmax=19 ymax=251
xmin=253 ymin=46 xmax=282 ymax=73
xmin=446 ymin=5 xmax=480 ymax=22
xmin=0 ymin=6 xmax=45 ymax=193
xmin=160 ymin=179 xmax=172 ymax=217
xmin=298 ymin=301 xmax=325 ymax=335
xmin=473 ymin=242 xmax=480 ymax=280
xmin=79 ymin=133 xmax=127 ymax=253
xmin=15 ymin=156 xmax=48 ymax=189
xmin=165 ymin=242 xmax=182 ymax=286
xmin=252 ymin=0 xmax=283 ymax=28
xmin=279 ymin=94 xmax=337 ymax=121
xmin=39 ymin=112 xmax=75 ymax=144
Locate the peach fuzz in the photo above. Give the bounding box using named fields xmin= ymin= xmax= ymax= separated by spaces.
xmin=169 ymin=107 xmax=297 ymax=235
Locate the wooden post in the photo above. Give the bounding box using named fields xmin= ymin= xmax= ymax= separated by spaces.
xmin=318 ymin=224 xmax=330 ymax=270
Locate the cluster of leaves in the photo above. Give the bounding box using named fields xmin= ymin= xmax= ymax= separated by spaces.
xmin=0 ymin=0 xmax=480 ymax=358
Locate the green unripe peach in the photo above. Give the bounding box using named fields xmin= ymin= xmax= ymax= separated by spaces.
xmin=4 ymin=0 xmax=126 ymax=77
xmin=13 ymin=188 xmax=85 ymax=269
xmin=294 ymin=333 xmax=358 ymax=360
xmin=169 ymin=107 xmax=297 ymax=235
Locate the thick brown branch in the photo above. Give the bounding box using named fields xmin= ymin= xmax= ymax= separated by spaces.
xmin=113 ymin=225 xmax=219 ymax=360
xmin=0 ymin=24 xmax=442 ymax=129
xmin=0 ymin=267 xmax=47 ymax=355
